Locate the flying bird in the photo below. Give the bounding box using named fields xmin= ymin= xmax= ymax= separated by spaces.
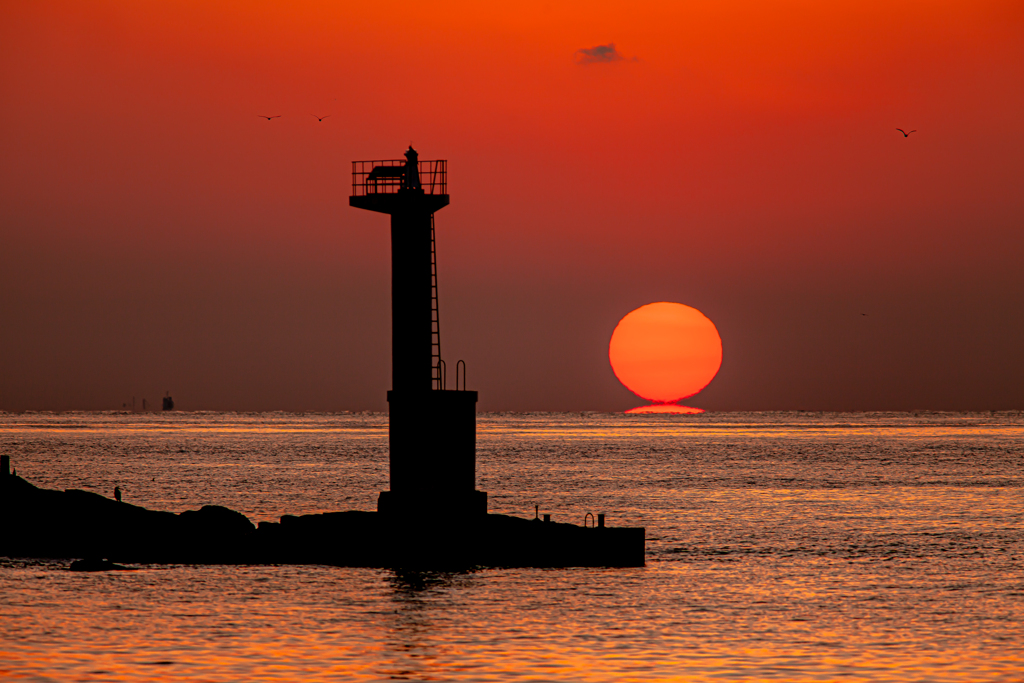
xmin=258 ymin=115 xmax=282 ymax=121
xmin=311 ymin=114 xmax=330 ymax=122
xmin=896 ymin=128 xmax=916 ymax=137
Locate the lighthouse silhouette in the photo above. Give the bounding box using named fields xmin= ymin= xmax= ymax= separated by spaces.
xmin=351 ymin=147 xmax=487 ymax=516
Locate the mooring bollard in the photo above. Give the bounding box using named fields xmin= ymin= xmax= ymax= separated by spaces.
xmin=1 ymin=455 xmax=9 ymax=477
xmin=597 ymin=513 xmax=605 ymax=528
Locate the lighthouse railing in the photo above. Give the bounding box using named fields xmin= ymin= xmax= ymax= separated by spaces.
xmin=351 ymin=159 xmax=447 ymax=197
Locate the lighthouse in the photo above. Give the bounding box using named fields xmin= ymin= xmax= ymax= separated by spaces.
xmin=350 ymin=147 xmax=487 ymax=516
xmin=0 ymin=146 xmax=644 ymax=569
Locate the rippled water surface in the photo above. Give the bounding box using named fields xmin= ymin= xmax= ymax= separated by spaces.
xmin=2 ymin=411 xmax=1023 ymax=681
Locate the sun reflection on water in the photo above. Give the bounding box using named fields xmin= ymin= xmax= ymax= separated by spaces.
xmin=1 ymin=411 xmax=1022 ymax=680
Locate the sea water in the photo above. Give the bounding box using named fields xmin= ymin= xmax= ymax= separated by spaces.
xmin=1 ymin=411 xmax=1022 ymax=681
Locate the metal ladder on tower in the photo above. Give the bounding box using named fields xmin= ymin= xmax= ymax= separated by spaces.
xmin=430 ymin=213 xmax=443 ymax=390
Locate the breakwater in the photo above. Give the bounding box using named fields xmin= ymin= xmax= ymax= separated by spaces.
xmin=1 ymin=473 xmax=644 ymax=568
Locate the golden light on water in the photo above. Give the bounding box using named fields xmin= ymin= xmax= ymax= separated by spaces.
xmin=3 ymin=412 xmax=1022 ymax=681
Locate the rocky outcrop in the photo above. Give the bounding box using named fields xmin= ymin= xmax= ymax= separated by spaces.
xmin=1 ymin=475 xmax=644 ymax=568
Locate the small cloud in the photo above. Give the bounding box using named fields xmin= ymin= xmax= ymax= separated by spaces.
xmin=574 ymin=43 xmax=626 ymax=65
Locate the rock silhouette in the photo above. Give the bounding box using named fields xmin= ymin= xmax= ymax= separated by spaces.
xmin=1 ymin=474 xmax=644 ymax=568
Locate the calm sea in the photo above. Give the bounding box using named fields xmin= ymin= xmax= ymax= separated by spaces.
xmin=1 ymin=411 xmax=1022 ymax=682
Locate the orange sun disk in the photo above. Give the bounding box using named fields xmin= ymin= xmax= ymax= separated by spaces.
xmin=609 ymin=302 xmax=723 ymax=412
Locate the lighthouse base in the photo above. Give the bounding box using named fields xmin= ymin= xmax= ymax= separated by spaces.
xmin=377 ymin=489 xmax=487 ymax=517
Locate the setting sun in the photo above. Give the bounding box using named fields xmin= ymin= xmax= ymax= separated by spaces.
xmin=609 ymin=302 xmax=723 ymax=408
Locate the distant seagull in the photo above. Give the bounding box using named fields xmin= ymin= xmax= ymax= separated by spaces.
xmin=311 ymin=114 xmax=330 ymax=122
xmin=258 ymin=115 xmax=282 ymax=121
xmin=896 ymin=128 xmax=916 ymax=137
xmin=861 ymin=313 xmax=868 ymax=316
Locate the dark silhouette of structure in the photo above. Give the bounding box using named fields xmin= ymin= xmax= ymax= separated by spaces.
xmin=0 ymin=147 xmax=646 ymax=570
xmin=162 ymin=392 xmax=174 ymax=411
xmin=1 ymin=471 xmax=644 ymax=567
xmin=351 ymin=147 xmax=486 ymax=517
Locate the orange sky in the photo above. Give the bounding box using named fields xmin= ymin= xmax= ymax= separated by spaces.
xmin=1 ymin=0 xmax=1022 ymax=411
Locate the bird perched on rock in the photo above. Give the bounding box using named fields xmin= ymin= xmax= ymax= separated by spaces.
xmin=114 ymin=486 xmax=122 ymax=503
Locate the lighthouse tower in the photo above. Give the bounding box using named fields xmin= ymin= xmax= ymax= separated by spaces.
xmin=350 ymin=147 xmax=486 ymax=516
